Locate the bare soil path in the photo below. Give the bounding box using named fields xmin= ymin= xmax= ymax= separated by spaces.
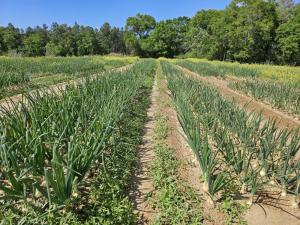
xmin=129 ymin=77 xmax=158 ymax=224
xmin=159 ymin=77 xmax=226 ymax=225
xmin=176 ymin=65 xmax=300 ymax=135
xmin=0 ymin=64 xmax=133 ymax=111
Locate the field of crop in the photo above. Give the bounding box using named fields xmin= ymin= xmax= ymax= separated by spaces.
xmin=0 ymin=56 xmax=137 ymax=99
xmin=0 ymin=57 xmax=299 ymax=224
xmin=175 ymin=59 xmax=300 ymax=117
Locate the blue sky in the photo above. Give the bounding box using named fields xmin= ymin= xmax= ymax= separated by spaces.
xmin=1 ymin=0 xmax=299 ymax=29
xmin=0 ymin=0 xmax=231 ymax=28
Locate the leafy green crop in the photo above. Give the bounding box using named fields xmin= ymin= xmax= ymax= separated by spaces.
xmin=0 ymin=59 xmax=156 ymax=218
xmin=162 ymin=60 xmax=300 ymax=206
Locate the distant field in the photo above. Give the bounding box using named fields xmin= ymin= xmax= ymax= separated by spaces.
xmin=174 ymin=58 xmax=300 ymax=115
xmin=176 ymin=58 xmax=300 ymax=85
xmin=0 ymin=56 xmax=137 ymax=99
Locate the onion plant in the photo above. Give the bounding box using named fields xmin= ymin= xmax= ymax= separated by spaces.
xmin=162 ymin=60 xmax=300 ymax=207
xmin=229 ymin=79 xmax=300 ymax=115
xmin=0 ymin=59 xmax=155 ymax=208
xmin=176 ymin=60 xmax=258 ymax=78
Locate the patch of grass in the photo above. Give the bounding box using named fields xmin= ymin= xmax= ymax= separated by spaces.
xmin=219 ymin=197 xmax=247 ymax=225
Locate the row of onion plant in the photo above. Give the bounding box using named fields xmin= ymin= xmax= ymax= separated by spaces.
xmin=229 ymin=79 xmax=300 ymax=115
xmin=175 ymin=60 xmax=258 ymax=78
xmin=0 ymin=56 xmax=132 ymax=90
xmin=162 ymin=60 xmax=300 ymax=207
xmin=0 ymin=59 xmax=156 ymax=212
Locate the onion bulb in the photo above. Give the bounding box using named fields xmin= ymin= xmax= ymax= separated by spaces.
xmin=202 ymin=182 xmax=209 ymax=193
xmin=291 ymin=197 xmax=299 ymax=209
xmin=281 ymin=189 xmax=287 ymax=197
xmin=269 ymin=179 xmax=275 ymax=186
xmin=246 ymin=196 xmax=253 ymax=206
xmin=207 ymin=197 xmax=214 ymax=206
xmin=240 ymin=183 xmax=247 ymax=194
xmin=260 ymin=168 xmax=266 ymax=177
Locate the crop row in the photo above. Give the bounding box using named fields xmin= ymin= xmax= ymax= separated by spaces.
xmin=162 ymin=61 xmax=300 ymax=207
xmin=176 ymin=59 xmax=300 ymax=84
xmin=175 ymin=60 xmax=258 ymax=78
xmin=0 ymin=56 xmax=134 ymax=89
xmin=0 ymin=59 xmax=156 ymax=222
xmin=229 ymin=79 xmax=300 ymax=115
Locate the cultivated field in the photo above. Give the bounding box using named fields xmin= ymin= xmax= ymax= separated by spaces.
xmin=0 ymin=57 xmax=299 ymax=225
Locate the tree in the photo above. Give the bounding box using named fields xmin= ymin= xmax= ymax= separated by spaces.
xmin=110 ymin=27 xmax=126 ymax=53
xmin=276 ymin=0 xmax=296 ymax=22
xmin=276 ymin=4 xmax=300 ymax=65
xmin=1 ymin=23 xmax=22 ymax=53
xmin=145 ymin=17 xmax=189 ymax=57
xmin=185 ymin=10 xmax=227 ymax=59
xmin=126 ymin=14 xmax=156 ymax=39
xmin=125 ymin=14 xmax=156 ymax=56
xmin=0 ymin=29 xmax=5 ymax=54
xmin=225 ymin=0 xmax=279 ymax=63
xmin=97 ymin=22 xmax=112 ymax=54
xmin=46 ymin=23 xmax=76 ymax=56
xmin=77 ymin=26 xmax=97 ymax=56
xmin=22 ymin=25 xmax=48 ymax=56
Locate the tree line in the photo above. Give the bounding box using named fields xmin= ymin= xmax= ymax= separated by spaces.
xmin=0 ymin=0 xmax=299 ymax=65
xmin=0 ymin=22 xmax=126 ymax=57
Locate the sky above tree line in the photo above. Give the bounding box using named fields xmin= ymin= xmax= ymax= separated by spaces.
xmin=0 ymin=0 xmax=253 ymax=28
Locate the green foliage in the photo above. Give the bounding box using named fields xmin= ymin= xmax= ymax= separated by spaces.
xmin=185 ymin=10 xmax=226 ymax=60
xmin=229 ymin=79 xmax=300 ymax=115
xmin=0 ymin=59 xmax=155 ymax=224
xmin=276 ymin=4 xmax=300 ymax=65
xmin=0 ymin=56 xmax=134 ymax=99
xmin=125 ymin=14 xmax=156 ymax=39
xmin=22 ymin=26 xmax=48 ymax=56
xmin=145 ymin=17 xmax=189 ymax=58
xmin=225 ymin=0 xmax=279 ymax=63
xmin=176 ymin=60 xmax=258 ymax=78
xmin=162 ymin=60 xmax=300 ymax=204
xmin=220 ymin=197 xmax=247 ymax=225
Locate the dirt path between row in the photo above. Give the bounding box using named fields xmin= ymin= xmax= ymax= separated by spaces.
xmin=176 ymin=65 xmax=300 ymax=136
xmin=129 ymin=77 xmax=158 ymax=224
xmin=0 ymin=64 xmax=133 ymax=112
xmin=176 ymin=65 xmax=300 ymax=225
xmin=159 ymin=76 xmax=226 ymax=225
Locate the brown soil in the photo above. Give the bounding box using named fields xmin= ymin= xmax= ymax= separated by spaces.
xmin=176 ymin=65 xmax=300 ymax=225
xmin=0 ymin=64 xmax=133 ymax=112
xmin=129 ymin=78 xmax=158 ymax=224
xmin=159 ymin=77 xmax=226 ymax=225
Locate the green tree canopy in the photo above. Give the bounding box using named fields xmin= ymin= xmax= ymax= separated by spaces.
xmin=276 ymin=4 xmax=300 ymax=65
